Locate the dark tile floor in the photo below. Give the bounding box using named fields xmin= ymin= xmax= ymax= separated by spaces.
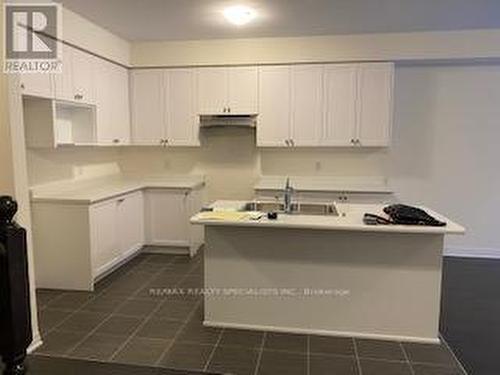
xmin=440 ymin=257 xmax=500 ymax=375
xmin=34 ymin=250 xmax=466 ymax=375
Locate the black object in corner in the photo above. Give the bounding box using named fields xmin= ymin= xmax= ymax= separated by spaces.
xmin=0 ymin=196 xmax=32 ymax=375
xmin=383 ymin=204 xmax=447 ymax=227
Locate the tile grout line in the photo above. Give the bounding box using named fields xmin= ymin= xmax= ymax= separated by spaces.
xmin=152 ymin=296 xmax=205 ymax=367
xmin=252 ymin=331 xmax=267 ymax=375
xmin=108 ymin=260 xmax=202 ymax=365
xmin=203 ymin=327 xmax=226 ymax=372
xmin=306 ymin=335 xmax=310 ymax=375
xmin=399 ymin=342 xmax=416 ymax=375
xmin=352 ymin=338 xmax=363 ymax=375
xmin=59 ymin=257 xmax=173 ymax=357
xmin=39 ymin=254 xmax=155 ymax=339
xmin=439 ymin=334 xmax=469 ymax=375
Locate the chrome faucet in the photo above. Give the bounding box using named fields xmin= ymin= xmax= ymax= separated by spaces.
xmin=283 ymin=177 xmax=294 ymax=214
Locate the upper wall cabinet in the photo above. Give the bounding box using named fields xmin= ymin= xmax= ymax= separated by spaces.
xmin=291 ymin=65 xmax=324 ymax=146
xmin=257 ymin=66 xmax=291 ymax=147
xmin=55 ymin=44 xmax=96 ymax=105
xmin=20 ymin=73 xmax=55 ymax=99
xmin=322 ymin=64 xmax=359 ymax=146
xmin=197 ymin=67 xmax=258 ymax=115
xmin=131 ymin=70 xmax=164 ymax=145
xmin=356 ymin=63 xmax=394 ymax=146
xmin=131 ymin=69 xmax=199 ymax=146
xmin=164 ymin=69 xmax=199 ymax=146
xmin=258 ymin=62 xmax=394 ymax=148
xmin=95 ymin=60 xmax=130 ymax=145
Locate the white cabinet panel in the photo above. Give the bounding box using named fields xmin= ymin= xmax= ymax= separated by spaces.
xmin=55 ymin=44 xmax=74 ymax=102
xmin=323 ymin=64 xmax=358 ymax=146
xmin=95 ymin=60 xmax=114 ymax=144
xmin=165 ymin=69 xmax=199 ymax=146
xmin=357 ymin=63 xmax=394 ymax=146
xmin=228 ymin=67 xmax=258 ymax=115
xmin=55 ymin=44 xmax=95 ymax=104
xmin=257 ymin=66 xmax=291 ymax=147
xmin=20 ymin=73 xmax=54 ymax=99
xmin=197 ymin=67 xmax=227 ymax=115
xmin=110 ymin=64 xmax=131 ymax=144
xmin=145 ymin=189 xmax=190 ymax=246
xmin=291 ymin=65 xmax=323 ymax=146
xmin=72 ymin=48 xmax=96 ymax=104
xmin=117 ymin=192 xmax=144 ymax=258
xmin=90 ymin=199 xmax=118 ymax=275
xmin=131 ymin=70 xmax=164 ymax=145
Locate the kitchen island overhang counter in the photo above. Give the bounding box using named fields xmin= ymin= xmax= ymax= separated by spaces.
xmin=191 ymin=203 xmax=465 ymax=343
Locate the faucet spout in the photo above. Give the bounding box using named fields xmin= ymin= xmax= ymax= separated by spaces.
xmin=284 ymin=177 xmax=294 ymax=214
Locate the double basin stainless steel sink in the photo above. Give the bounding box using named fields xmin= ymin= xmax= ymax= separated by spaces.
xmin=243 ymin=201 xmax=339 ymax=216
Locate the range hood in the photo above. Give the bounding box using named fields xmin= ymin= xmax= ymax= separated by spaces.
xmin=199 ymin=115 xmax=257 ymax=128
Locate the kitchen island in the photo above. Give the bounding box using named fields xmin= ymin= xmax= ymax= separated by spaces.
xmin=191 ymin=202 xmax=464 ymax=343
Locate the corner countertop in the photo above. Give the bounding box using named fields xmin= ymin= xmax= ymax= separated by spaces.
xmin=191 ymin=201 xmax=465 ymax=235
xmin=254 ymin=176 xmax=393 ymax=194
xmin=30 ymin=174 xmax=205 ymax=205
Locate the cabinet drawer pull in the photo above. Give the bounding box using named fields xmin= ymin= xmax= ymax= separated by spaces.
xmin=74 ymin=94 xmax=83 ymax=100
xmin=113 ymin=139 xmax=120 ymax=144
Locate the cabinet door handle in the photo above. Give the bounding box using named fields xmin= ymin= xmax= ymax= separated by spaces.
xmin=20 ymin=83 xmax=25 ymax=89
xmin=74 ymin=94 xmax=83 ymax=100
xmin=113 ymin=139 xmax=120 ymax=144
xmin=285 ymin=139 xmax=289 ymax=146
xmin=117 ymin=198 xmax=125 ymax=204
xmin=165 ymin=139 xmax=169 ymax=145
xmin=290 ymin=139 xmax=295 ymax=147
xmin=350 ymin=139 xmax=355 ymax=144
xmin=228 ymin=107 xmax=231 ymax=113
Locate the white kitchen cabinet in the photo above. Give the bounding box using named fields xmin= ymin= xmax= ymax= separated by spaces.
xmin=197 ymin=68 xmax=227 ymax=115
xmin=89 ymin=198 xmax=118 ymax=276
xmin=89 ymin=191 xmax=144 ymax=279
xmin=20 ymin=73 xmax=54 ymax=99
xmin=257 ymin=66 xmax=291 ymax=147
xmin=197 ymin=66 xmax=258 ymax=115
xmin=322 ymin=64 xmax=358 ymax=146
xmin=291 ymin=65 xmax=323 ymax=146
xmin=23 ymin=97 xmax=95 ymax=148
xmin=95 ymin=60 xmax=130 ymax=145
xmin=357 ymin=63 xmax=394 ymax=146
xmin=32 ymin=191 xmax=145 ymax=291
xmin=164 ymin=69 xmax=199 ymax=146
xmin=116 ymin=192 xmax=145 ymax=260
xmin=131 ymin=69 xmax=164 ymax=145
xmin=258 ymin=62 xmax=394 ymax=148
xmin=131 ymin=69 xmax=199 ymax=146
xmin=227 ymin=67 xmax=259 ymax=114
xmin=55 ymin=44 xmax=96 ymax=105
xmin=145 ymin=188 xmax=203 ymax=256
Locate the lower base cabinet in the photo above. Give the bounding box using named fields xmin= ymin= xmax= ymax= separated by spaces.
xmin=32 ymin=187 xmax=204 ymax=291
xmin=144 ymin=188 xmax=203 ymax=256
xmin=90 ymin=191 xmax=144 ymax=278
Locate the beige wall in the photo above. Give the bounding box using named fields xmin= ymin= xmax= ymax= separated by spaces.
xmin=131 ymin=29 xmax=500 ymax=67
xmin=0 ymin=67 xmax=14 ymax=195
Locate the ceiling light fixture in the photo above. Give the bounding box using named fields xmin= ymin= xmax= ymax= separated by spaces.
xmin=223 ymin=5 xmax=257 ymax=26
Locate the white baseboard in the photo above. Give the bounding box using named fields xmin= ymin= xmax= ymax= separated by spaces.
xmin=203 ymin=320 xmax=440 ymax=344
xmin=445 ymin=246 xmax=500 ymax=259
xmin=27 ymin=333 xmax=43 ymax=354
xmin=143 ymin=246 xmax=189 ymax=255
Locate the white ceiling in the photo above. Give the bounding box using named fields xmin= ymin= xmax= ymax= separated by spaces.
xmin=57 ymin=0 xmax=500 ymax=42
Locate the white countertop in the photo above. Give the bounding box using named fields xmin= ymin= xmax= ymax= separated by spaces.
xmin=254 ymin=176 xmax=393 ymax=193
xmin=30 ymin=174 xmax=205 ymax=205
xmin=191 ymin=201 xmax=465 ymax=235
